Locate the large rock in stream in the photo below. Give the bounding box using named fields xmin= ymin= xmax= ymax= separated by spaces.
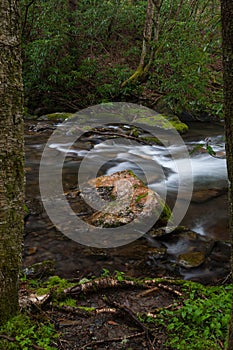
xmin=81 ymin=170 xmax=171 ymax=229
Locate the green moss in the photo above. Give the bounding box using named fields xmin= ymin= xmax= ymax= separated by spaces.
xmin=135 ymin=114 xmax=188 ymax=134
xmin=77 ymin=306 xmax=96 ymax=312
xmin=169 ymin=119 xmax=189 ymax=134
xmin=126 ymin=169 xmax=137 ymax=177
xmin=36 ymin=276 xmax=75 ymax=299
xmin=136 ymin=192 xmax=148 ymax=202
xmin=58 ymin=298 xmax=77 ymax=307
xmin=155 ymin=196 xmax=172 ymax=227
xmin=140 ymin=135 xmax=162 ymax=145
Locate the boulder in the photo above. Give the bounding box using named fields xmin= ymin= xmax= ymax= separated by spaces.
xmin=83 ymin=170 xmax=172 ymax=229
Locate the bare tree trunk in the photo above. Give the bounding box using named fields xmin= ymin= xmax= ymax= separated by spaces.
xmin=0 ymin=0 xmax=24 ymax=325
xmin=220 ymin=1 xmax=233 ymax=349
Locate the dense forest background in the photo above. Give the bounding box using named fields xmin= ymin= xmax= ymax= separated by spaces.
xmin=21 ymin=0 xmax=222 ymax=119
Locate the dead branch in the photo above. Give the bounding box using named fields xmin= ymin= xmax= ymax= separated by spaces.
xmin=64 ymin=277 xmax=146 ymax=296
xmin=137 ymin=287 xmax=159 ymax=297
xmin=96 ymin=307 xmax=117 ymax=314
xmin=87 ymin=130 xmax=151 ymax=145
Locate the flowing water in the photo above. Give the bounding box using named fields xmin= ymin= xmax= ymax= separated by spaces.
xmin=24 ymin=120 xmax=229 ymax=281
xmin=48 ymin=121 xmax=228 ymax=239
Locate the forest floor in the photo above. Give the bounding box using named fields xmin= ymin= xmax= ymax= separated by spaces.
xmin=18 ymin=276 xmax=184 ymax=350
xmin=14 ymin=272 xmax=230 ymax=350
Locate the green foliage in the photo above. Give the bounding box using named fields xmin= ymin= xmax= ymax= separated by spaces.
xmin=101 ymin=268 xmax=111 ymax=277
xmin=189 ymin=139 xmax=217 ymax=157
xmin=21 ymin=0 xmax=222 ymax=118
xmin=0 ymin=314 xmax=57 ymax=349
xmin=100 ymin=268 xmax=126 ymax=281
xmin=114 ymin=270 xmax=125 ymax=281
xmin=147 ymin=0 xmax=222 ymax=118
xmin=21 ymin=0 xmax=145 ymax=111
xmin=156 ymin=283 xmax=232 ymax=350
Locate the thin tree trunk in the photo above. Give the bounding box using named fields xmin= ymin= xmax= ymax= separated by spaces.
xmin=220 ymin=1 xmax=233 ymax=349
xmin=0 ymin=0 xmax=24 ymax=325
xmin=122 ymin=0 xmax=157 ymax=86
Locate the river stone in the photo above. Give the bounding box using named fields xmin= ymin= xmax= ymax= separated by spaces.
xmin=191 ymin=188 xmax=227 ymax=203
xmin=177 ymin=251 xmax=206 ymax=268
xmin=29 ymin=121 xmax=56 ymax=133
xmin=83 ymin=170 xmax=171 ymax=229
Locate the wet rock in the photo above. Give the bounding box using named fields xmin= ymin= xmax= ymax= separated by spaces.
xmin=210 ymin=241 xmax=231 ymax=262
xmin=148 ymin=226 xmax=192 ymax=239
xmin=29 ymin=122 xmax=56 ymax=133
xmin=24 ymin=247 xmax=38 ymax=256
xmin=83 ymin=170 xmax=171 ymax=229
xmin=191 ymin=188 xmax=227 ymax=203
xmin=177 ymin=251 xmax=206 ymax=268
xmin=146 ymin=226 xmax=231 ymax=282
xmin=179 ymin=110 xmax=213 ymax=122
xmin=22 ymin=260 xmax=55 ymax=278
xmin=147 ymin=246 xmax=167 ymax=260
xmin=158 ymin=229 xmax=214 ymax=257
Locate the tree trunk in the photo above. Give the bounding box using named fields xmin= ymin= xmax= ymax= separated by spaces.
xmin=0 ymin=0 xmax=24 ymax=325
xmin=220 ymin=1 xmax=233 ymax=349
xmin=122 ymin=0 xmax=159 ymax=86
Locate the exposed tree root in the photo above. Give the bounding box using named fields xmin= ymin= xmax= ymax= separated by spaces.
xmin=64 ymin=277 xmax=147 ymax=296
xmin=64 ymin=276 xmax=184 ymax=298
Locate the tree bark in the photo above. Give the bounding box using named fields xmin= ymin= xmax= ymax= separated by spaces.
xmin=0 ymin=0 xmax=24 ymax=325
xmin=220 ymin=1 xmax=233 ymax=349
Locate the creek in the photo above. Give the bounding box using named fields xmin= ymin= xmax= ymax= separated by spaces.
xmin=24 ymin=120 xmax=229 ymax=283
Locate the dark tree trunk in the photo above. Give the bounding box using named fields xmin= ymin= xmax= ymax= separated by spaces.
xmin=220 ymin=1 xmax=233 ymax=349
xmin=0 ymin=0 xmax=24 ymax=325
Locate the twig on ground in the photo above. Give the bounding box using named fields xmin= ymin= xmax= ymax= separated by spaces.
xmin=137 ymin=287 xmax=159 ymax=297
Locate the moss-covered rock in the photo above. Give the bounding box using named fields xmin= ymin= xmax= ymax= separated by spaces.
xmin=134 ymin=114 xmax=188 ymax=134
xmin=39 ymin=112 xmax=74 ymax=121
xmin=178 ymin=251 xmax=206 ymax=268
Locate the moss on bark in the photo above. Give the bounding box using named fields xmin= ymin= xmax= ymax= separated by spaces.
xmin=0 ymin=0 xmax=24 ymax=325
